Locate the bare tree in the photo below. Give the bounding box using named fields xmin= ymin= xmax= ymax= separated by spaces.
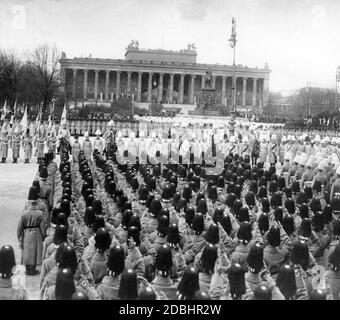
xmin=0 ymin=50 xmax=22 ymax=108
xmin=28 ymin=43 xmax=62 ymax=113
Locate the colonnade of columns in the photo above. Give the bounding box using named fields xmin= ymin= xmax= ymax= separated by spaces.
xmin=66 ymin=68 xmax=268 ymax=106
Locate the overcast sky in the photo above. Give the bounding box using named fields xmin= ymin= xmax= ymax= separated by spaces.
xmin=0 ymin=0 xmax=339 ymax=92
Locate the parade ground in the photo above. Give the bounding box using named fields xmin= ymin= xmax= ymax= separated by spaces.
xmin=0 ymin=160 xmax=40 ymax=299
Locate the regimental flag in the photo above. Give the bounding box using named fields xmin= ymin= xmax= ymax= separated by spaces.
xmin=20 ymin=105 xmax=28 ymax=133
xmin=60 ymin=102 xmax=67 ymax=126
xmin=13 ymin=98 xmax=17 ymax=115
xmin=1 ymin=99 xmax=8 ymax=120
xmin=35 ymin=103 xmax=42 ymax=134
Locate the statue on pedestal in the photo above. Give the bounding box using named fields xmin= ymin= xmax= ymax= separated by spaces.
xmin=127 ymin=40 xmax=139 ymax=49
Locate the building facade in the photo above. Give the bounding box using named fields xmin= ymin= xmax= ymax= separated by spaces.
xmin=59 ymin=42 xmax=271 ymax=110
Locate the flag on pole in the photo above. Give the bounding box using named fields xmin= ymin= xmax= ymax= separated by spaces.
xmin=20 ymin=105 xmax=28 ymax=133
xmin=60 ymin=102 xmax=67 ymax=126
xmin=13 ymin=98 xmax=17 ymax=115
xmin=35 ymin=103 xmax=42 ymax=133
xmin=1 ymin=99 xmax=8 ymax=120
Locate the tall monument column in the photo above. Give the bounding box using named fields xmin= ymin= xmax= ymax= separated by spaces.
xmin=137 ymin=72 xmax=142 ymax=102
xmin=201 ymin=74 xmax=205 ymax=89
xmin=190 ymin=75 xmax=196 ymax=104
xmin=242 ymin=77 xmax=247 ymax=106
xmin=94 ymin=70 xmax=99 ymax=100
xmin=147 ymin=72 xmax=153 ymax=103
xmin=252 ymin=78 xmax=257 ymax=106
xmin=221 ymin=76 xmax=226 ymax=105
xmin=83 ymin=69 xmax=88 ymax=100
xmin=179 ymin=74 xmax=185 ymax=104
xmin=116 ymin=71 xmax=121 ymax=101
xmin=72 ymin=69 xmax=77 ymax=100
xmin=169 ymin=73 xmax=174 ymax=103
xmin=105 ymin=71 xmax=110 ymax=100
xmin=158 ymin=73 xmax=164 ymax=102
xmin=127 ymin=71 xmax=132 ymax=96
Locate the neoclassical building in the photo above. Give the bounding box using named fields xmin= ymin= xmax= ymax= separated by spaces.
xmin=59 ymin=42 xmax=270 ymax=110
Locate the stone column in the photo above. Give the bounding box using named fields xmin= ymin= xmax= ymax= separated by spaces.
xmin=115 ymin=71 xmax=121 ymax=101
xmin=252 ymin=78 xmax=257 ymax=106
xmin=94 ymin=70 xmax=99 ymax=100
xmin=242 ymin=77 xmax=247 ymax=106
xmin=72 ymin=69 xmax=77 ymax=100
xmin=147 ymin=72 xmax=153 ymax=103
xmin=105 ymin=71 xmax=110 ymax=100
xmin=221 ymin=76 xmax=226 ymax=105
xmin=137 ymin=72 xmax=142 ymax=102
xmin=212 ymin=76 xmax=216 ymax=89
xmin=61 ymin=68 xmax=66 ymax=93
xmin=179 ymin=74 xmax=185 ymax=104
xmin=190 ymin=74 xmax=196 ymax=104
xmin=127 ymin=71 xmax=132 ymax=95
xmin=83 ymin=69 xmax=88 ymax=100
xmin=263 ymin=77 xmax=269 ymax=107
xmin=158 ymin=73 xmax=164 ymax=102
xmin=201 ymin=74 xmax=205 ymax=89
xmin=169 ymin=73 xmax=174 ymax=103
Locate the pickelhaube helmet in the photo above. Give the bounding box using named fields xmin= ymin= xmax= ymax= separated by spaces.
xmin=207 ymin=186 xmax=218 ymax=202
xmin=277 ymin=177 xmax=286 ymax=190
xmin=237 ymin=222 xmax=252 ymax=244
xmin=166 ymin=223 xmax=180 ymax=248
xmin=310 ymin=198 xmax=322 ymax=213
xmin=298 ymin=203 xmax=309 ymax=219
xmin=182 ymin=186 xmax=192 ymax=202
xmin=149 ymin=199 xmax=162 ymax=218
xmin=258 ymin=214 xmax=269 ymax=235
xmin=220 ymin=214 xmax=232 ymax=235
xmin=93 ymin=215 xmax=105 ymax=233
xmin=322 ymin=204 xmax=333 ymax=224
xmin=155 ymin=244 xmax=173 ymax=276
xmin=192 ymin=213 xmax=204 ymax=235
xmin=247 ymin=243 xmax=264 ymax=274
xmin=270 ymin=192 xmax=282 ymax=208
xmin=204 ymin=223 xmax=219 ymax=245
xmin=28 ymin=186 xmax=39 ymax=201
xmin=274 ymin=207 xmax=284 ymax=224
xmin=157 ymin=215 xmax=170 ymax=237
xmin=254 ymin=285 xmax=272 ymax=300
xmin=128 ymin=214 xmax=141 ymax=231
xmin=290 ymin=239 xmax=310 ymax=270
xmin=269 ymin=181 xmax=278 ymax=194
xmin=244 ymin=191 xmax=256 ymax=208
xmin=0 ymin=245 xmax=16 ymax=277
xmin=185 ymin=206 xmax=195 ymax=227
xmin=267 ymin=225 xmax=281 ymax=247
xmin=331 ymin=197 xmax=340 ymax=213
xmin=225 ymin=193 xmax=236 ymax=208
xmin=197 ymin=198 xmax=208 ymax=215
xmin=161 ymin=185 xmax=172 ymax=203
xmin=297 ymin=218 xmax=312 ymax=240
xmin=228 ymin=263 xmax=246 ymax=300
xmin=285 ymin=198 xmax=295 ymax=214
xmin=127 ymin=226 xmax=141 ymax=247
xmin=291 ymin=181 xmax=300 ymax=194
xmin=309 ymin=289 xmax=326 ymax=300
xmin=282 ymin=214 xmax=295 ymax=236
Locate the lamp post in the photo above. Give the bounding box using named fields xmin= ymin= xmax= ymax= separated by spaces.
xmin=228 ymin=17 xmax=237 ymax=137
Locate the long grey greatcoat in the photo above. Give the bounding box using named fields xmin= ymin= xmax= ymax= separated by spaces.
xmin=17 ymin=201 xmax=46 ymax=266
